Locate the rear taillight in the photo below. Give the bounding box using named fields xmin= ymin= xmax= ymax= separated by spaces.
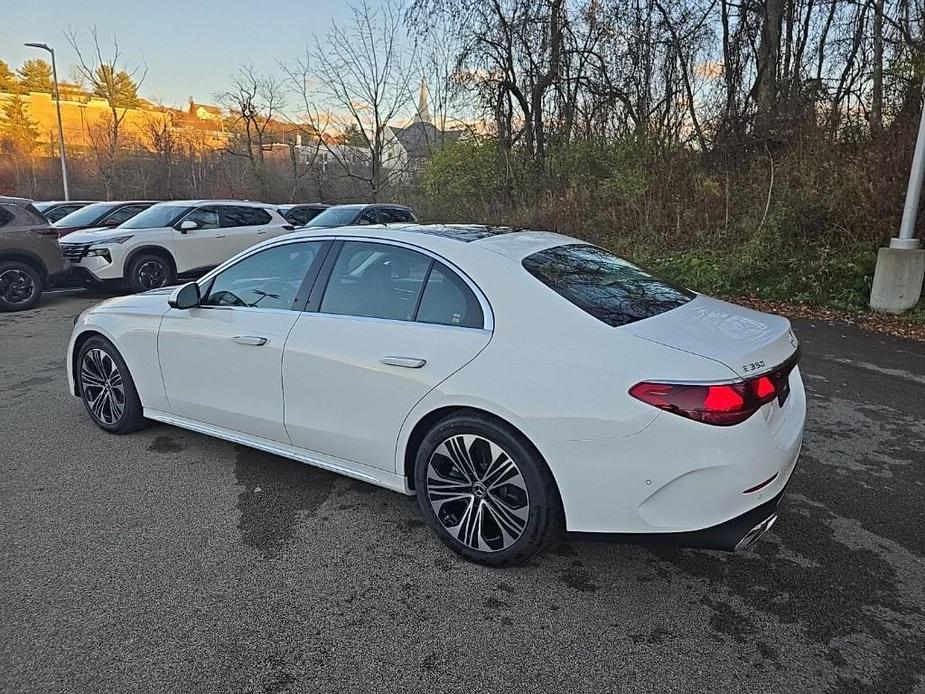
xmin=629 ymin=361 xmax=796 ymax=426
xmin=30 ymin=227 xmax=59 ymax=237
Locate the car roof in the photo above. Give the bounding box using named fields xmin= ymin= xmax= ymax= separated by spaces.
xmin=0 ymin=196 xmax=36 ymax=207
xmin=280 ymin=223 xmax=579 ymax=261
xmin=156 ymin=199 xmax=272 ymax=208
xmin=35 ymin=200 xmax=96 ymax=206
xmin=278 ymin=203 xmax=329 ymax=210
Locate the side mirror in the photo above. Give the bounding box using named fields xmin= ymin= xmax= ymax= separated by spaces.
xmin=168 ymin=281 xmax=201 ymax=309
xmin=179 ymin=220 xmax=198 ymax=233
xmin=103 ymin=218 xmax=120 ymax=227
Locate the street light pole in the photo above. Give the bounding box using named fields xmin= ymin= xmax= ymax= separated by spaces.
xmin=894 ymin=89 xmax=925 ymax=250
xmin=24 ymin=42 xmax=69 ymax=201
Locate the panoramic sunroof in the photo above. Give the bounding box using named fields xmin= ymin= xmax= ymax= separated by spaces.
xmin=401 ymin=224 xmax=521 ymax=242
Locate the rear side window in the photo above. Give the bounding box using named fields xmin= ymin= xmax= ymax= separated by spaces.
xmin=380 ymin=208 xmax=414 ymax=223
xmin=221 ymin=206 xmax=271 ymax=227
xmin=522 ymin=244 xmax=694 ymax=327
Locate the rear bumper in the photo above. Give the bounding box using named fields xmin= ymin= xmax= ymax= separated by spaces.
xmin=539 ymin=366 xmax=806 ymax=535
xmin=572 ymin=485 xmax=788 ymax=551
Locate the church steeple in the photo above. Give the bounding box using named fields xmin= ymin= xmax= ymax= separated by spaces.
xmin=415 ymin=77 xmax=431 ymax=124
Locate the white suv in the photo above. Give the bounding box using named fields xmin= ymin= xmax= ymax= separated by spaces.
xmin=60 ymin=200 xmax=292 ymax=292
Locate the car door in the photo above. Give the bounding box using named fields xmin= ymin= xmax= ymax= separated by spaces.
xmin=219 ymin=205 xmax=273 ymax=256
xmin=171 ymin=206 xmax=227 ymax=275
xmin=157 ymin=240 xmax=330 ymax=442
xmin=283 ymin=240 xmax=492 ymax=472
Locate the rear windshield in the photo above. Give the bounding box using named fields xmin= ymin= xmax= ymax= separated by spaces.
xmin=522 ymin=244 xmax=694 ymax=327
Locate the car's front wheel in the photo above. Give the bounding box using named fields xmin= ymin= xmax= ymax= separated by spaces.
xmin=0 ymin=261 xmax=43 ymax=312
xmin=77 ymin=336 xmax=145 ymax=434
xmin=127 ymin=253 xmax=175 ymax=293
xmin=414 ymin=412 xmax=562 ymax=567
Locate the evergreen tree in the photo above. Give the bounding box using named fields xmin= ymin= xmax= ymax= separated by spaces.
xmin=93 ymin=65 xmax=139 ymax=108
xmin=0 ymin=96 xmax=40 ymax=154
xmin=0 ymin=60 xmax=19 ymax=93
xmin=17 ymin=59 xmax=54 ymax=92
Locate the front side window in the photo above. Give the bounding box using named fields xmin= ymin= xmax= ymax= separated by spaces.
xmin=202 ymin=242 xmax=322 ymax=310
xmin=183 ymin=207 xmax=219 ymax=230
xmin=356 ymin=208 xmax=378 ymax=225
xmin=522 ymin=244 xmax=694 ymax=328
xmin=320 ymin=242 xmax=431 ymax=321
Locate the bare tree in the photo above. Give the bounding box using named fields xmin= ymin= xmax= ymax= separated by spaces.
xmin=66 ymin=27 xmax=146 ymax=198
xmin=217 ymin=65 xmax=286 ymax=199
xmin=285 ymin=1 xmax=417 ymax=201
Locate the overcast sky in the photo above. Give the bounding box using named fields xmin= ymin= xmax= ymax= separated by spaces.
xmin=2 ymin=0 xmax=377 ymax=107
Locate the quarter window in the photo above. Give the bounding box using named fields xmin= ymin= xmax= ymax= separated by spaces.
xmin=0 ymin=206 xmax=13 ymax=227
xmin=417 ymin=263 xmax=483 ymax=328
xmin=320 ymin=242 xmax=431 ymax=321
xmin=202 ymin=242 xmax=322 ymax=310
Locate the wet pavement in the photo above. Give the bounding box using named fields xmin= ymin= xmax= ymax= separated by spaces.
xmin=1 ymin=294 xmax=923 ymax=693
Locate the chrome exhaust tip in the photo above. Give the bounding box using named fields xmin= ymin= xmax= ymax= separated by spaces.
xmin=734 ymin=513 xmax=778 ymax=552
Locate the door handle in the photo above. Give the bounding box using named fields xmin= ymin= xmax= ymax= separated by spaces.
xmin=215 ymin=234 xmax=226 ymax=238
xmin=232 ymin=335 xmax=268 ymax=346
xmin=256 ymin=229 xmax=267 ymax=235
xmin=380 ymin=356 xmax=426 ymax=369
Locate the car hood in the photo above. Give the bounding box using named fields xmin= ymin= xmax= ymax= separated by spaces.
xmin=64 ymin=227 xmax=162 ymax=244
xmin=86 ymin=289 xmax=172 ymax=316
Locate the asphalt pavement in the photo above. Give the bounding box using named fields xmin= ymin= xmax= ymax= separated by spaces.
xmin=1 ymin=292 xmax=923 ymax=693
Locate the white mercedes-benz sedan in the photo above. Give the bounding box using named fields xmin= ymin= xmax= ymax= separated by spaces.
xmin=67 ymin=224 xmax=805 ymax=566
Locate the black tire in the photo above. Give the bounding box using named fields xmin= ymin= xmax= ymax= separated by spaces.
xmin=0 ymin=260 xmax=43 ymax=312
xmin=77 ymin=335 xmax=146 ymax=434
xmin=126 ymin=252 xmax=175 ymax=293
xmin=414 ymin=412 xmax=563 ymax=567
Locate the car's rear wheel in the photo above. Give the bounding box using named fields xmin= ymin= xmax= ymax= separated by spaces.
xmin=77 ymin=336 xmax=145 ymax=434
xmin=414 ymin=412 xmax=562 ymax=567
xmin=0 ymin=261 xmax=43 ymax=312
xmin=127 ymin=253 xmax=175 ymax=293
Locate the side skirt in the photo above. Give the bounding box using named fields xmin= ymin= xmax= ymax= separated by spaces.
xmin=143 ymin=408 xmax=412 ymax=495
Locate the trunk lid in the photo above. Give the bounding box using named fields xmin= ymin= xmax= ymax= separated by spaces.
xmin=625 ymin=294 xmax=798 ymax=378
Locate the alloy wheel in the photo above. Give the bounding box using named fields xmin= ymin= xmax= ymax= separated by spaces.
xmin=80 ymin=348 xmax=125 ymax=425
xmin=0 ymin=268 xmax=37 ymax=305
xmin=137 ymin=260 xmax=167 ymax=290
xmin=425 ymin=434 xmax=530 ymax=552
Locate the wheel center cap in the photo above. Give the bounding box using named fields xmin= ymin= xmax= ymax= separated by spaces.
xmin=472 ymin=483 xmax=487 ymax=499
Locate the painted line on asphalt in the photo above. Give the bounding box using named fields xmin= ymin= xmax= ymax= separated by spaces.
xmin=824 ymin=356 xmax=925 ymax=386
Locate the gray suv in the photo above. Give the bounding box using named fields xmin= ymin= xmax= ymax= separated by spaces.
xmin=0 ymin=197 xmax=69 ymax=312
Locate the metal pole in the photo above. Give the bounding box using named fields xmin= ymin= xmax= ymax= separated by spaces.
xmin=48 ymin=48 xmax=70 ymax=201
xmin=894 ymin=87 xmax=925 ymax=249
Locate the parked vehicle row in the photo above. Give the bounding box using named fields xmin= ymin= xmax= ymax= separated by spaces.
xmin=0 ymin=196 xmax=418 ymax=311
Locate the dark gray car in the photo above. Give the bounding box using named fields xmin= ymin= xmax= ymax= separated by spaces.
xmin=305 ymin=203 xmax=417 ymax=228
xmin=0 ymin=197 xmax=69 ymax=312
